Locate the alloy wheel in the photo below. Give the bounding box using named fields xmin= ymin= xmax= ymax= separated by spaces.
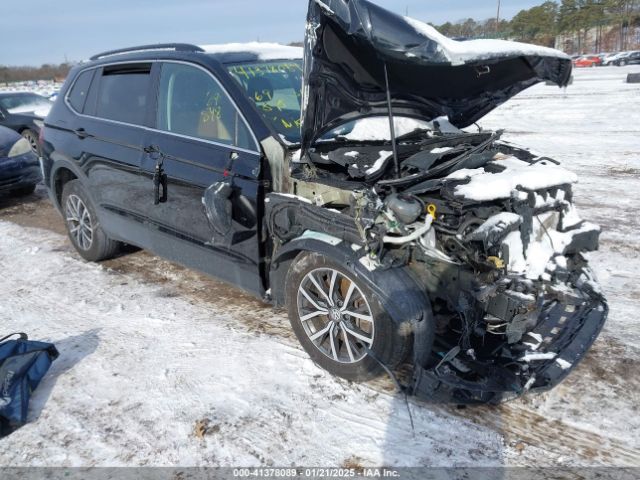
xmin=65 ymin=194 xmax=94 ymax=251
xmin=296 ymin=268 xmax=375 ymax=364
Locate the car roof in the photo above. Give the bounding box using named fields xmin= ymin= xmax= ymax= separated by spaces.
xmin=0 ymin=91 xmax=44 ymax=96
xmin=84 ymin=42 xmax=303 ymax=66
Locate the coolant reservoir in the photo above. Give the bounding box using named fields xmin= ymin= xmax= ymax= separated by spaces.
xmin=386 ymin=194 xmax=423 ymax=224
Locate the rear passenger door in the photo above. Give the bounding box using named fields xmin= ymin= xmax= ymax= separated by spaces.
xmin=141 ymin=61 xmax=265 ymax=295
xmin=74 ymin=63 xmax=154 ymax=246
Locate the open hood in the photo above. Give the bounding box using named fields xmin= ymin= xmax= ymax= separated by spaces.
xmin=300 ymin=0 xmax=572 ymax=153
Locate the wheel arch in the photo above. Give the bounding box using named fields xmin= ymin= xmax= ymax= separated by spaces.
xmin=270 ymin=233 xmax=435 ymax=365
xmin=51 ymin=165 xmax=79 ymax=209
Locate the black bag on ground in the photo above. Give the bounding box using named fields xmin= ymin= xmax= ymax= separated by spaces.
xmin=0 ymin=333 xmax=59 ymax=438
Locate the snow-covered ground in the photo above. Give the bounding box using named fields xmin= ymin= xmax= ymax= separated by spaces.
xmin=0 ymin=66 xmax=639 ymax=469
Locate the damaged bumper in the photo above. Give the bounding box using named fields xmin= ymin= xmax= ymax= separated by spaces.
xmin=411 ymin=282 xmax=608 ymax=404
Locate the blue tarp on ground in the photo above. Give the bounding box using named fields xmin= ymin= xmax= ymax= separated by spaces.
xmin=0 ymin=333 xmax=58 ymax=438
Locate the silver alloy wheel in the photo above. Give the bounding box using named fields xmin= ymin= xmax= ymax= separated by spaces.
xmin=22 ymin=130 xmax=38 ymax=154
xmin=65 ymin=194 xmax=94 ymax=251
xmin=297 ymin=268 xmax=375 ymax=364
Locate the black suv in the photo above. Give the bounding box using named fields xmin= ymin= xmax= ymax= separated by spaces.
xmin=42 ymin=0 xmax=607 ymax=403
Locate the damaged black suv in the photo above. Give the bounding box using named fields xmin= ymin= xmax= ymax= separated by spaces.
xmin=41 ymin=0 xmax=607 ymax=403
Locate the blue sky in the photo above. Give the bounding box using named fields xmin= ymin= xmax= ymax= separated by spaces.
xmin=1 ymin=0 xmax=544 ymax=66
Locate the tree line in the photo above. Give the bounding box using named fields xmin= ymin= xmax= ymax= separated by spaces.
xmin=0 ymin=63 xmax=71 ymax=85
xmin=436 ymin=0 xmax=639 ymax=53
xmin=2 ymin=1 xmax=639 ymax=82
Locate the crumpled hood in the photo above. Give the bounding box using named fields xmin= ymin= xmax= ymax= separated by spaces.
xmin=300 ymin=0 xmax=572 ymax=152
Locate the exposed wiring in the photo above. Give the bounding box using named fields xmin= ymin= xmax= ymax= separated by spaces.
xmin=364 ymin=347 xmax=415 ymax=435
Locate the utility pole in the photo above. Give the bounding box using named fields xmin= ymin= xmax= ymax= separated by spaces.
xmin=496 ymin=0 xmax=501 ymax=33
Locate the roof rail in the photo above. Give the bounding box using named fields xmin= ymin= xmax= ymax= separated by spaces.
xmin=90 ymin=43 xmax=205 ymax=61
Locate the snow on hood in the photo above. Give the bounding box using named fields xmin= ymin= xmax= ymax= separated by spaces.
xmin=300 ymin=0 xmax=573 ymax=153
xmin=403 ymin=17 xmax=569 ymax=67
xmin=449 ymin=157 xmax=578 ymax=202
xmin=201 ymin=42 xmax=303 ymax=60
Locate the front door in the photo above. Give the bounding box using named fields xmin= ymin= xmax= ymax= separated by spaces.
xmin=141 ymin=61 xmax=265 ymax=296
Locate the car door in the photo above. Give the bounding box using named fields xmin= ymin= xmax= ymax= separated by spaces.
xmin=69 ymin=63 xmax=154 ymax=248
xmin=141 ymin=61 xmax=265 ymax=296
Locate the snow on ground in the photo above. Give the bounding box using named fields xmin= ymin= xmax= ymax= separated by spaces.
xmin=0 ymin=221 xmax=515 ymax=467
xmin=0 ymin=65 xmax=639 ymax=469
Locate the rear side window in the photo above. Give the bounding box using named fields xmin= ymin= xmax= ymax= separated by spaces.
xmin=95 ymin=64 xmax=151 ymax=125
xmin=67 ymin=70 xmax=95 ymax=113
xmin=156 ymin=63 xmax=255 ymax=150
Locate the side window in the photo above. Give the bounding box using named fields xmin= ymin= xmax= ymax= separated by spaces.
xmin=95 ymin=64 xmax=151 ymax=125
xmin=67 ymin=69 xmax=95 ymax=113
xmin=157 ymin=63 xmax=255 ymax=150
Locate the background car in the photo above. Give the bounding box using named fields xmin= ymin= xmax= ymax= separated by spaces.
xmin=615 ymin=51 xmax=640 ymax=66
xmin=0 ymin=92 xmax=53 ymax=154
xmin=573 ymin=55 xmax=601 ymax=67
xmin=602 ymin=51 xmax=625 ymax=65
xmin=0 ymin=125 xmax=41 ymax=196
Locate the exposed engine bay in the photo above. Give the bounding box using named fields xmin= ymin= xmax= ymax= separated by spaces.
xmin=264 ymin=0 xmax=607 ymax=403
xmin=267 ymin=125 xmax=607 ymax=403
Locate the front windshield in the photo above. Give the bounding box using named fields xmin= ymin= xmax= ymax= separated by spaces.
xmin=0 ymin=93 xmax=52 ymax=114
xmin=227 ymin=60 xmax=303 ymax=144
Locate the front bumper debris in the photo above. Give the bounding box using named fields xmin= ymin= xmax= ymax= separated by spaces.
xmin=410 ymin=290 xmax=608 ymax=404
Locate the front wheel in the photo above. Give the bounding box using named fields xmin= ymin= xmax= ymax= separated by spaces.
xmin=285 ymin=252 xmax=411 ymax=382
xmin=61 ymin=180 xmax=120 ymax=262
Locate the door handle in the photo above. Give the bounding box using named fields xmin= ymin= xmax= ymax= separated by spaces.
xmin=73 ymin=128 xmax=89 ymax=139
xmin=153 ymin=168 xmax=168 ymax=205
xmin=148 ymin=146 xmax=168 ymax=205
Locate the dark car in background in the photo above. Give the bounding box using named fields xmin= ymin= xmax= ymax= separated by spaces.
xmin=0 ymin=92 xmax=52 ymax=154
xmin=615 ymin=51 xmax=640 ymax=65
xmin=40 ymin=0 xmax=607 ymax=404
xmin=0 ymin=125 xmax=41 ymax=196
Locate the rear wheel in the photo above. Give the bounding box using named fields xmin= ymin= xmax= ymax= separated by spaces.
xmin=21 ymin=129 xmax=39 ymax=155
xmin=285 ymin=252 xmax=410 ymax=382
xmin=61 ymin=180 xmax=120 ymax=262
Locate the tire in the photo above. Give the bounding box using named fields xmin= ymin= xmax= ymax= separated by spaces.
xmin=21 ymin=129 xmax=40 ymax=155
xmin=11 ymin=184 xmax=36 ymax=197
xmin=61 ymin=180 xmax=120 ymax=262
xmin=620 ymin=60 xmax=627 ymax=67
xmin=285 ymin=252 xmax=411 ymax=382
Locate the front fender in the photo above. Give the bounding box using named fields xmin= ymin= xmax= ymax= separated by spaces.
xmin=270 ymin=232 xmax=434 ymax=365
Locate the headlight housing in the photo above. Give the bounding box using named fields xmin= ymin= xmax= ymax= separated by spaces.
xmin=8 ymin=138 xmax=32 ymax=158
